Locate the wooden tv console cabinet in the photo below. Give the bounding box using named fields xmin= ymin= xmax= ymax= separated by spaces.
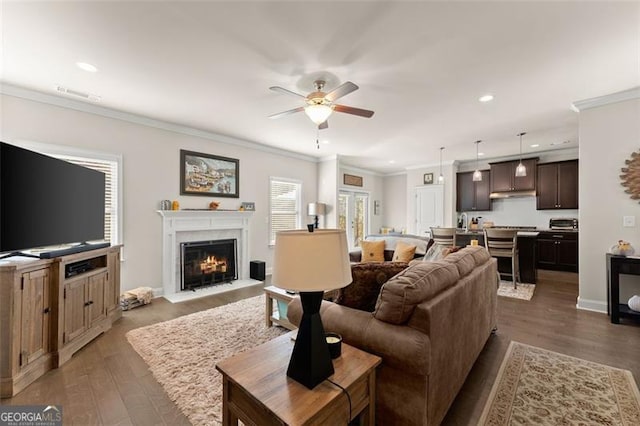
xmin=0 ymin=245 xmax=122 ymax=397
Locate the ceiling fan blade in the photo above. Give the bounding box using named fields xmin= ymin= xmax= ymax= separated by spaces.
xmin=268 ymin=106 xmax=304 ymax=119
xmin=333 ymin=104 xmax=375 ymax=118
xmin=325 ymin=81 xmax=359 ymax=102
xmin=269 ymin=86 xmax=306 ymax=99
xmin=318 ymin=120 xmax=328 ymax=130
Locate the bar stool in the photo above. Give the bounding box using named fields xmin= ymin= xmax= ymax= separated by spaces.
xmin=430 ymin=227 xmax=457 ymax=247
xmin=484 ymin=228 xmax=520 ymax=289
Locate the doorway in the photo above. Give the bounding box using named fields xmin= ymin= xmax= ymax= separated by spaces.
xmin=415 ymin=185 xmax=444 ymax=237
xmin=338 ymin=191 xmax=369 ymax=248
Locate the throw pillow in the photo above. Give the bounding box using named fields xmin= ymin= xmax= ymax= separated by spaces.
xmin=360 ymin=240 xmax=385 ymax=263
xmin=392 ymin=242 xmax=417 ymax=262
xmin=422 ymin=243 xmax=448 ymax=262
xmin=336 ymin=262 xmax=409 ymax=312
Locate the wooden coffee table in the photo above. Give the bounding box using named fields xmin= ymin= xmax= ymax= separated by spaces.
xmin=216 ymin=331 xmax=381 ymax=425
xmin=264 ymin=285 xmax=296 ymax=330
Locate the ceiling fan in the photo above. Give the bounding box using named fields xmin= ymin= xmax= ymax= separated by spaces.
xmin=268 ymin=80 xmax=374 ymax=130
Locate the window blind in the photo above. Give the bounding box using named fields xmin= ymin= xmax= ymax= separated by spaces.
xmin=269 ymin=178 xmax=301 ymax=245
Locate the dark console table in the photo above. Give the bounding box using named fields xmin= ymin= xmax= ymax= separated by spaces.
xmin=606 ymin=254 xmax=640 ymax=324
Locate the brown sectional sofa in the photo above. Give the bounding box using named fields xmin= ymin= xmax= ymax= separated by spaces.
xmin=288 ymin=246 xmax=498 ymax=425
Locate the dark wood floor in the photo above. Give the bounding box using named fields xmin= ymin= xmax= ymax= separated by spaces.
xmin=2 ymin=273 xmax=639 ymax=425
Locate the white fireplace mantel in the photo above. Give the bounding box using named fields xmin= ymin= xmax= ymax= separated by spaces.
xmin=158 ymin=210 xmax=253 ymax=300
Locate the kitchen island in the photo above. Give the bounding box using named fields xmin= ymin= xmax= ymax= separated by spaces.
xmin=456 ymin=229 xmax=538 ymax=284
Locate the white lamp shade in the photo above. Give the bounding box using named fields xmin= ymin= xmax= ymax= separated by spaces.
xmin=304 ymin=104 xmax=333 ymax=125
xmin=515 ymin=162 xmax=527 ymax=177
xmin=272 ymin=229 xmax=352 ymax=292
xmin=307 ymin=202 xmax=326 ymax=216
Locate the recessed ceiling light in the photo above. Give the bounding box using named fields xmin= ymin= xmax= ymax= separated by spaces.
xmin=530 ymin=144 xmax=540 ymax=148
xmin=478 ymin=94 xmax=494 ymax=103
xmin=76 ymin=62 xmax=98 ymax=73
xmin=478 ymin=152 xmax=485 ymax=156
xmin=389 ymin=160 xmax=396 ymax=164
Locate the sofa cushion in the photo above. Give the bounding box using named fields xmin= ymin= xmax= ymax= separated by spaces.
xmin=442 ymin=245 xmax=490 ymax=277
xmin=374 ymin=261 xmax=460 ymax=324
xmin=336 ymin=262 xmax=409 ymax=312
xmin=392 ymin=242 xmax=417 ymax=262
xmin=360 ymin=240 xmax=385 ymax=263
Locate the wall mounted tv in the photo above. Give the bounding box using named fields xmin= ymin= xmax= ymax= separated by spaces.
xmin=0 ymin=142 xmax=108 ymax=259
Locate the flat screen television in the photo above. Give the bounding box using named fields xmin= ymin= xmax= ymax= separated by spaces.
xmin=0 ymin=142 xmax=107 ymax=258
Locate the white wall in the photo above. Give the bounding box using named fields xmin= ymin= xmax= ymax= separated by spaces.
xmin=318 ymin=157 xmax=338 ymax=228
xmin=1 ymin=94 xmax=318 ymax=292
xmin=578 ymin=95 xmax=640 ymax=312
xmin=382 ymin=174 xmax=407 ymax=232
xmin=339 ymin=166 xmax=384 ymax=235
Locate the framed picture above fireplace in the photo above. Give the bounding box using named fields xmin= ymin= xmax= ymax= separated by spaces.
xmin=180 ymin=150 xmax=239 ymax=198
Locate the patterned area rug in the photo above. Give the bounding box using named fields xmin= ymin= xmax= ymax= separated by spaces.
xmin=126 ymin=295 xmax=287 ymax=426
xmin=498 ymin=280 xmax=535 ymax=300
xmin=479 ymin=341 xmax=640 ymax=425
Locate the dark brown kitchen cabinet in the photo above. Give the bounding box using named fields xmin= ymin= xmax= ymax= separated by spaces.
xmin=489 ymin=159 xmax=538 ymax=193
xmin=536 ymin=160 xmax=578 ymax=209
xmin=456 ymin=170 xmax=491 ymax=212
xmin=537 ymin=231 xmax=578 ymax=272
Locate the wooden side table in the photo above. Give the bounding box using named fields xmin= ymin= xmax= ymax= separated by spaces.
xmin=264 ymin=286 xmax=296 ymax=330
xmin=216 ymin=331 xmax=381 ymax=425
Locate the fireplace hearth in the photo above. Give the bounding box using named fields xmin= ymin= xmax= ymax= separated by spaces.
xmin=180 ymin=239 xmax=238 ymax=291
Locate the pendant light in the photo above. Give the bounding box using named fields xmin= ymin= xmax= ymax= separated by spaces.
xmin=472 ymin=140 xmax=482 ymax=182
xmin=438 ymin=147 xmax=445 ymax=183
xmin=515 ymin=132 xmax=527 ymax=177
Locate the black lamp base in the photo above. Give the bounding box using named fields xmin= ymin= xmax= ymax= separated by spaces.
xmin=287 ymin=291 xmax=334 ymax=389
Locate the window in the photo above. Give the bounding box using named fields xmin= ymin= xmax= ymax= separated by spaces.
xmin=269 ymin=177 xmax=302 ymax=245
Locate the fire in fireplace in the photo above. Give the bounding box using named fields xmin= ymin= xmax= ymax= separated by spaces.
xmin=180 ymin=239 xmax=237 ymax=291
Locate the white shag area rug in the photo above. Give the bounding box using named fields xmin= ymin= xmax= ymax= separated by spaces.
xmin=498 ymin=280 xmax=536 ymax=300
xmin=126 ymin=295 xmax=287 ymax=425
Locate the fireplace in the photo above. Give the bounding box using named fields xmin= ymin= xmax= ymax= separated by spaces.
xmin=180 ymin=239 xmax=238 ymax=291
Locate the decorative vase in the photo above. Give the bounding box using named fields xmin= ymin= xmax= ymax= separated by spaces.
xmin=610 ymin=241 xmax=635 ymax=256
xmin=629 ymin=295 xmax=640 ymax=312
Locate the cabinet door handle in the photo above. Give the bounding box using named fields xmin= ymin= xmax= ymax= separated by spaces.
xmin=552 ymin=235 xmax=564 ymax=238
xmin=43 ymin=307 xmax=50 ymax=314
xmin=84 ymin=301 xmax=91 ymax=307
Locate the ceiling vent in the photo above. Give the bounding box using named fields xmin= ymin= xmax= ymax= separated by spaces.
xmin=56 ymin=85 xmax=101 ymax=102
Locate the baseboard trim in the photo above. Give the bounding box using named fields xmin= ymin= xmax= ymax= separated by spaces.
xmin=151 ymin=287 xmax=164 ymax=297
xmin=576 ymin=297 xmax=608 ymax=314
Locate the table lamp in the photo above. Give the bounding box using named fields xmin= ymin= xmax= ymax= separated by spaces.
xmin=307 ymin=202 xmax=326 ymax=229
xmin=272 ymin=228 xmax=352 ymax=389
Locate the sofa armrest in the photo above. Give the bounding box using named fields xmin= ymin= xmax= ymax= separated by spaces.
xmin=288 ymin=298 xmax=431 ymax=375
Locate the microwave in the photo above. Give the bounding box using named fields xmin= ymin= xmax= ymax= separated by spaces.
xmin=549 ymin=218 xmax=578 ymax=230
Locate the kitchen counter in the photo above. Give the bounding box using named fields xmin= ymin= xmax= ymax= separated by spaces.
xmin=455 ymin=229 xmax=537 ymax=283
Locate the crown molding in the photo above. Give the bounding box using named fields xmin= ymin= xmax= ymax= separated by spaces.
xmin=339 ymin=164 xmax=384 ymax=177
xmin=572 ymin=86 xmax=640 ymax=112
xmin=404 ymin=159 xmax=457 ymax=170
xmin=0 ymin=83 xmax=318 ymax=163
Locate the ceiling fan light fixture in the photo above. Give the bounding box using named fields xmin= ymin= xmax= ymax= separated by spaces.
xmin=304 ymin=104 xmax=333 ymax=125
